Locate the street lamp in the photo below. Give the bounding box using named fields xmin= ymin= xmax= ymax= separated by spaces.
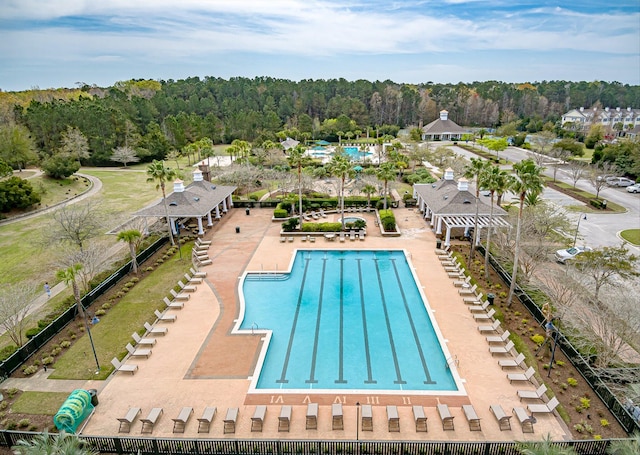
xmin=356 ymin=402 xmax=360 ymax=442
xmin=81 ymin=307 xmax=100 ymax=374
xmin=572 ymin=213 xmax=587 ymax=247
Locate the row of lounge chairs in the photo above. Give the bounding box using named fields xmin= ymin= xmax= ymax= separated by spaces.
xmin=437 ymin=244 xmax=558 ymax=432
xmin=110 ymin=266 xmax=207 ymax=376
xmin=192 ymin=237 xmax=212 ymax=266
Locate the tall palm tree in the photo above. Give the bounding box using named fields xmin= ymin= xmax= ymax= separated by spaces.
xmin=362 ymin=184 xmax=376 ymax=209
xmin=287 ymin=145 xmax=307 ymax=229
xmin=464 ymin=157 xmax=491 ymax=260
xmin=517 ymin=434 xmax=578 ymax=455
xmin=146 ymin=160 xmax=178 ymax=246
xmin=117 ymin=229 xmax=142 ymax=275
xmin=481 ymin=164 xmax=509 ymax=280
xmin=13 ymin=431 xmax=99 ymax=455
xmin=327 ymin=153 xmax=353 ymax=231
xmin=376 ymin=162 xmax=397 ymax=210
xmin=507 ymin=159 xmax=544 ymax=306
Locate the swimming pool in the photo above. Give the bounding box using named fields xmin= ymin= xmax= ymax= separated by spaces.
xmin=339 ymin=216 xmax=366 ymax=225
xmin=238 ymin=250 xmax=464 ymax=394
xmin=343 ymin=146 xmax=372 ymax=159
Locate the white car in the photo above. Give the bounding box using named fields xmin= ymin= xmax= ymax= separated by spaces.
xmin=606 ymin=177 xmax=635 ymax=187
xmin=555 ymin=246 xmax=593 ymax=264
xmin=627 ymin=183 xmax=640 ymax=193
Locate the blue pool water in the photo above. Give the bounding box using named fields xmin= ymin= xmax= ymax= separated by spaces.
xmin=343 ymin=146 xmax=372 ymax=159
xmin=240 ymin=250 xmax=458 ymax=392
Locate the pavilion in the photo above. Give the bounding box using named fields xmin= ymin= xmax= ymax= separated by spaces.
xmin=134 ymin=169 xmax=236 ymax=236
xmin=422 ymin=110 xmax=468 ymax=141
xmin=413 ymin=168 xmax=509 ymax=246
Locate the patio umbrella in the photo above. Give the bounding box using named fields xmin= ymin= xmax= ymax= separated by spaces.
xmin=316 ymin=140 xmax=331 ymax=146
xmin=353 ymin=165 xmax=363 ymax=172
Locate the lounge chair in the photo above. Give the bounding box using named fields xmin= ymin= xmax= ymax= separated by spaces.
xmin=507 ymin=366 xmax=536 ymax=384
xmin=170 ymin=288 xmax=190 ymax=301
xmin=486 ymin=330 xmax=511 ymax=344
xmin=359 ymin=231 xmax=365 ymax=241
xmin=478 ymin=320 xmax=501 ymax=333
xmin=140 ymin=407 xmax=163 ymax=434
xmin=117 ymin=407 xmax=141 ymax=433
xmin=443 ymin=264 xmax=462 ymax=273
xmin=437 ymin=404 xmax=454 ymax=430
xmin=387 ymin=405 xmax=400 ymax=432
xmin=172 ymin=407 xmax=193 ymax=433
xmin=319 ymin=209 xmax=327 ymax=218
xmin=339 ymin=233 xmax=345 ymax=243
xmin=309 ymin=236 xmax=316 ymax=243
xmin=144 ymin=321 xmax=167 ymax=336
xmin=489 ymin=340 xmax=515 ymax=356
xmin=350 ymin=232 xmax=356 ymax=241
xmin=473 ymin=308 xmax=496 ymax=321
xmin=462 ymin=404 xmax=481 ymax=431
xmin=111 ymin=357 xmax=138 ymax=375
xmin=178 ymin=280 xmax=196 ymax=293
xmin=197 ymin=407 xmax=217 ymax=433
xmin=449 ymin=271 xmax=466 ymax=279
xmin=527 ymin=397 xmax=559 ymax=416
xmin=163 ymin=296 xmax=183 ymax=310
xmin=332 ymin=403 xmax=343 ymax=430
xmin=193 ymin=243 xmax=209 ymax=253
xmin=126 ymin=342 xmax=152 ymax=359
xmin=453 ymin=276 xmax=471 ymax=287
xmin=303 ymin=214 xmax=312 ymax=222
xmin=280 ymin=236 xmax=286 ymax=243
xmin=306 ymin=403 xmax=318 ymax=429
xmin=154 ymin=309 xmax=176 ymax=323
xmin=190 ymin=267 xmax=207 ymax=278
xmin=412 ymin=405 xmax=428 ymax=432
xmin=469 ymin=300 xmax=491 ymax=313
xmin=251 ymin=405 xmax=267 ymax=432
xmin=223 ymin=408 xmax=238 ymax=434
xmin=498 ymin=352 xmax=526 ymax=370
xmin=185 ymin=272 xmax=203 ymax=285
xmin=132 ymin=332 xmax=156 ymax=346
xmin=278 ymin=405 xmax=292 ymax=432
xmin=195 ymin=256 xmax=212 ymax=266
xmin=463 ymin=295 xmax=482 ymax=304
xmin=287 ymin=237 xmax=294 ymax=243
xmin=518 ymin=384 xmax=548 ymax=401
xmin=490 ymin=404 xmax=512 ymax=431
xmin=435 ymin=245 xmax=451 ymax=256
xmin=195 ymin=238 xmax=212 ymax=247
xmin=513 ymin=407 xmax=534 ymax=433
xmin=459 ymin=284 xmax=478 ymax=296
xmin=361 ymin=404 xmax=373 ymax=431
xmin=312 ymin=212 xmax=320 ymax=220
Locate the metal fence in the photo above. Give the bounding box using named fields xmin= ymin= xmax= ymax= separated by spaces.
xmin=0 ymin=237 xmax=168 ymax=378
xmin=480 ymin=247 xmax=640 ymax=434
xmin=0 ymin=431 xmax=617 ymax=455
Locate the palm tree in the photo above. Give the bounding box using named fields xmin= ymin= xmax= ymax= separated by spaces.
xmin=327 ymin=153 xmax=353 ymax=231
xmin=481 ymin=164 xmax=509 ymax=280
xmin=287 ymin=145 xmax=307 ymax=229
xmin=146 ymin=160 xmax=178 ymax=246
xmin=517 ymin=434 xmax=578 ymax=455
xmin=117 ymin=229 xmax=142 ymax=275
xmin=13 ymin=431 xmax=98 ymax=455
xmin=336 ymin=131 xmax=344 ymax=145
xmin=464 ymin=157 xmax=491 ymax=260
xmin=376 ymin=162 xmax=397 ymax=210
xmin=507 ymin=159 xmax=545 ymax=306
xmin=607 ymin=432 xmax=640 ymax=455
xmin=362 ymin=184 xmax=376 ymax=209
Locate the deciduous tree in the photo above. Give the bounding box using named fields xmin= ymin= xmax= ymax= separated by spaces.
xmin=0 ymin=282 xmax=37 ymax=347
xmin=111 ymin=146 xmax=140 ymax=167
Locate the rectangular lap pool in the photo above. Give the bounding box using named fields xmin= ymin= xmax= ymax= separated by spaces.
xmin=238 ymin=250 xmax=462 ymax=394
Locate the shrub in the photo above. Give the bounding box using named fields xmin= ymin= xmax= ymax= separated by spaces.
xmin=145 ymin=267 xmax=154 ymax=272
xmin=378 ymin=209 xmax=396 ymax=231
xmin=131 ymin=277 xmax=140 ymax=283
xmin=530 ymin=334 xmax=545 ymax=346
xmin=567 ymin=377 xmax=578 ymax=387
xmin=600 ymin=419 xmax=609 ymax=427
xmin=124 ymin=281 xmax=135 ymax=289
xmin=50 ymin=347 xmax=62 ymax=356
xmin=580 ymin=397 xmax=591 ymax=410
xmin=101 ymin=303 xmax=112 ymax=310
xmin=5 ymin=420 xmax=17 ymax=430
xmin=23 ymin=365 xmax=38 ymax=375
xmin=25 ymin=327 xmax=43 ymax=339
xmin=60 ymin=340 xmax=71 ymax=348
xmin=18 ymin=419 xmax=30 ymax=428
xmin=42 ymin=356 xmax=54 ymax=365
xmin=0 ymin=345 xmax=18 ymax=361
xmin=95 ymin=309 xmax=106 ymax=316
xmin=0 ymin=402 xmax=7 ymax=411
xmin=6 ymin=388 xmax=18 ymax=398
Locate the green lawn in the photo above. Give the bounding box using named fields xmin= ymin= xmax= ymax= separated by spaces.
xmin=48 ymin=242 xmax=194 ymax=380
xmin=12 ymin=391 xmax=69 ymax=415
xmin=620 ymin=229 xmax=640 ymax=246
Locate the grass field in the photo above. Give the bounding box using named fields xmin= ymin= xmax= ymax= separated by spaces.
xmin=12 ymin=391 xmax=70 ymax=415
xmin=620 ymin=229 xmax=640 ymax=246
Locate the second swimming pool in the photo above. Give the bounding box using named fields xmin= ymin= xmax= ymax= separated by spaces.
xmin=239 ymin=250 xmax=462 ymax=393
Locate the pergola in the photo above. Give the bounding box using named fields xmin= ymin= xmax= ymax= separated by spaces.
xmin=135 ymin=169 xmax=236 ymax=236
xmin=413 ymin=169 xmax=509 ymax=246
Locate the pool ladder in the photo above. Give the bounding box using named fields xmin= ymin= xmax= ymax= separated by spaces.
xmin=251 ymin=322 xmax=259 ymax=334
xmin=446 ymin=355 xmax=459 ymax=369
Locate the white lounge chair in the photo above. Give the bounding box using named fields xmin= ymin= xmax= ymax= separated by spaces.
xmin=513 ymin=406 xmax=534 ymax=433
xmin=141 ymin=407 xmax=163 ymax=434
xmin=453 ymin=276 xmax=471 ymax=287
xmin=178 ymin=280 xmax=196 ymax=293
xmin=473 ymin=308 xmax=496 ymax=321
xmin=486 ymin=330 xmax=511 ymax=344
xmin=478 ymin=320 xmax=501 ymax=333
xmin=132 ymin=332 xmax=156 ymax=346
xmin=111 ymin=357 xmax=138 ymax=375
xmin=469 ymin=300 xmax=491 ymax=313
xmin=170 ymin=288 xmax=190 ymax=301
xmin=527 ymin=396 xmax=559 ymax=416
xmin=163 ymin=296 xmax=183 ymax=310
xmin=517 ymin=384 xmax=548 ymax=401
xmin=507 ymin=366 xmax=536 ymax=384
xmin=195 ymin=238 xmax=211 ymax=247
xmin=490 ymin=404 xmax=512 ymax=431
xmin=118 ymin=407 xmax=141 ymax=433
xmin=144 ymin=321 xmax=167 ymax=336
xmin=126 ymin=342 xmax=152 ymax=358
xmin=197 ymin=406 xmax=217 ymax=433
xmin=498 ymin=352 xmax=526 ymax=369
xmin=190 ymin=267 xmax=207 ymax=278
xmin=459 ymin=284 xmax=478 ymax=296
xmin=172 ymin=407 xmax=193 ymax=433
xmin=185 ymin=272 xmax=203 ymax=285
xmin=489 ymin=340 xmax=515 ymax=356
xmin=155 ymin=309 xmax=176 ymax=323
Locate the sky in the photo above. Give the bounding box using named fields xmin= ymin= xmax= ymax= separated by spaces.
xmin=1 ymin=0 xmax=639 ymax=92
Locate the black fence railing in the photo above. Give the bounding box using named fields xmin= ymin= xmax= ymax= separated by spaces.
xmin=0 ymin=431 xmax=619 ymax=455
xmin=479 ymin=246 xmax=640 ymax=434
xmin=0 ymin=237 xmax=168 ymax=378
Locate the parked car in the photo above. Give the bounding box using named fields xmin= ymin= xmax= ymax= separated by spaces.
xmin=555 ymin=246 xmax=593 ymax=264
xmin=606 ymin=177 xmax=635 ymax=187
xmin=627 ymin=183 xmax=640 ymax=193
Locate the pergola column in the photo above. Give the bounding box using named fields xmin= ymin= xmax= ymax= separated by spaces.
xmin=222 ymin=199 xmax=228 ymax=213
xmin=197 ymin=217 xmax=204 ymax=235
xmin=206 ymin=212 xmax=213 ymax=227
xmin=170 ymin=218 xmax=177 ymax=235
xmin=227 ymin=195 xmax=234 ymax=208
xmin=445 ymin=224 xmax=452 ymax=246
xmin=215 ymin=205 xmax=221 ymax=219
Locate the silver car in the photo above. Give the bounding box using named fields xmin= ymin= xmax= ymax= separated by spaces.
xmin=606 ymin=177 xmax=635 ymax=187
xmin=627 ymin=183 xmax=640 ymax=193
xmin=555 ymin=246 xmax=593 ymax=264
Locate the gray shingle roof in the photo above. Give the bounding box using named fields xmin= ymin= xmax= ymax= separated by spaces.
xmin=135 ymin=181 xmax=236 ymax=218
xmin=414 ymin=180 xmax=507 ymax=217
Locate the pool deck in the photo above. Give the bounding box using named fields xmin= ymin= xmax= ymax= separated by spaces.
xmin=80 ymin=207 xmax=570 ymax=441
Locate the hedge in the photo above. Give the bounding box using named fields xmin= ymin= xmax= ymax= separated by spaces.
xmin=301 ymin=222 xmax=343 ymax=232
xmin=379 ymin=209 xmax=396 ymax=231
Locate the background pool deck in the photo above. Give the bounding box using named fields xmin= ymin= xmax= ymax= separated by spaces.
xmin=80 ymin=208 xmax=569 ymax=441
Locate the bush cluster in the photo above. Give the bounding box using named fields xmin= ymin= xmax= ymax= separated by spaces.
xmin=378 ymin=209 xmax=396 ymax=231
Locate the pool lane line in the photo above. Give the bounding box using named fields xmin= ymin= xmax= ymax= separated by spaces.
xmin=390 ymin=258 xmax=436 ymax=384
xmin=277 ymin=256 xmax=311 ymax=384
xmin=334 ymin=258 xmax=347 ymax=384
xmin=306 ymin=256 xmax=328 ymax=384
xmin=357 ymin=258 xmax=376 ymax=384
xmin=374 ymin=258 xmax=407 ymax=385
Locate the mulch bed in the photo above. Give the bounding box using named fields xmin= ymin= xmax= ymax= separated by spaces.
xmin=451 ymin=243 xmax=628 ymax=439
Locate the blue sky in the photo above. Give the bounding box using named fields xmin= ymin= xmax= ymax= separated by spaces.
xmin=1 ymin=0 xmax=639 ymax=91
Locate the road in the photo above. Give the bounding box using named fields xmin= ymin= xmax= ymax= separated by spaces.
xmin=450 ymin=144 xmax=640 ymax=252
